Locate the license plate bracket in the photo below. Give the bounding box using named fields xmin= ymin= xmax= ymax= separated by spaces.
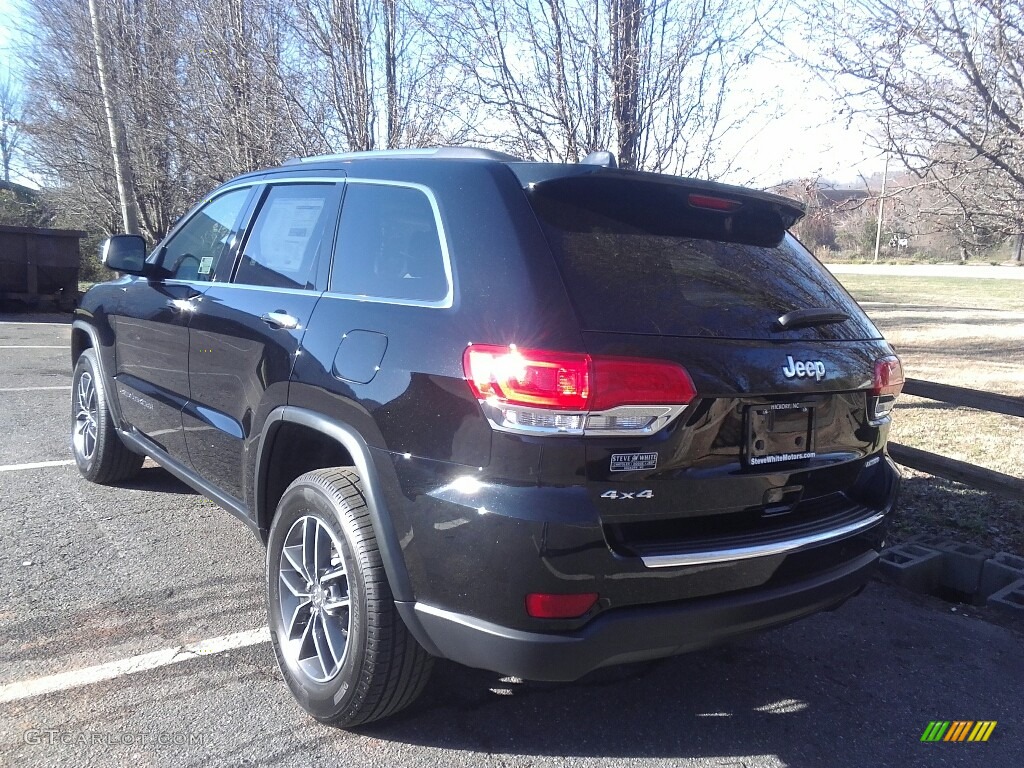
xmin=745 ymin=403 xmax=816 ymax=467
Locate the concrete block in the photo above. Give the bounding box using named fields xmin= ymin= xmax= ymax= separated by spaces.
xmin=904 ymin=534 xmax=954 ymax=550
xmin=878 ymin=544 xmax=944 ymax=594
xmin=987 ymin=578 xmax=1024 ymax=616
xmin=936 ymin=542 xmax=995 ymax=597
xmin=980 ymin=552 xmax=1024 ymax=599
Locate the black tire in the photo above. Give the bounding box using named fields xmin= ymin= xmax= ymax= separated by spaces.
xmin=71 ymin=349 xmax=144 ymax=484
xmin=266 ymin=468 xmax=433 ymax=727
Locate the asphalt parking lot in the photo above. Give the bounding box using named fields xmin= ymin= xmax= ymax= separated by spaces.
xmin=0 ymin=314 xmax=1020 ymax=768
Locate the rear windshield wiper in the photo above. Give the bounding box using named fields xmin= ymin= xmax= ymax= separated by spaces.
xmin=774 ymin=308 xmax=850 ymax=330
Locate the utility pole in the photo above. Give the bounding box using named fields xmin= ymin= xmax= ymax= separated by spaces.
xmin=88 ymin=0 xmax=140 ymax=235
xmin=872 ymin=151 xmax=890 ymax=264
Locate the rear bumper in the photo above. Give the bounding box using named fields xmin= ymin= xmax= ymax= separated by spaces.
xmin=397 ymin=548 xmax=878 ymax=681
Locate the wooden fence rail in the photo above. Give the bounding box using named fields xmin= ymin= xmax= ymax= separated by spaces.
xmin=888 ymin=378 xmax=1024 ymax=499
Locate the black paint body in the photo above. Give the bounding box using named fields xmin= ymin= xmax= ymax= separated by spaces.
xmin=73 ymin=153 xmax=900 ymax=680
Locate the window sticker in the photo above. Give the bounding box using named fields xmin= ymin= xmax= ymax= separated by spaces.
xmin=198 ymin=256 xmax=214 ymax=275
xmin=257 ymin=197 xmax=326 ymax=272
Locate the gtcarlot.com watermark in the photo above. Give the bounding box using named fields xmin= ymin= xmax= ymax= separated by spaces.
xmin=24 ymin=729 xmax=205 ymax=748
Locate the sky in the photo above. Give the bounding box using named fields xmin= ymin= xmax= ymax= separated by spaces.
xmin=0 ymin=0 xmax=886 ymax=190
xmin=717 ymin=58 xmax=887 ymax=188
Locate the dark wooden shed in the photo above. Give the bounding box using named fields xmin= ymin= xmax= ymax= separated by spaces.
xmin=0 ymin=225 xmax=86 ymax=310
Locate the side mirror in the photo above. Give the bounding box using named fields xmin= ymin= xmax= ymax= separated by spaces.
xmin=100 ymin=235 xmax=147 ymax=275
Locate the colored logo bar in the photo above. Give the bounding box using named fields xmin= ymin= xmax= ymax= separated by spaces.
xmin=921 ymin=721 xmax=997 ymax=742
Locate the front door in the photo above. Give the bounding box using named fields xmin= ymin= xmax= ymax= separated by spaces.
xmin=184 ymin=181 xmax=342 ymax=502
xmin=114 ymin=187 xmax=254 ymax=464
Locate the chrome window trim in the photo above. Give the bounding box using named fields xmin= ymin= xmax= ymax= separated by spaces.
xmin=327 ymin=177 xmax=454 ymax=309
xmin=214 ymin=175 xmax=455 ymax=310
xmin=216 ymin=176 xmax=344 ymax=194
xmin=639 ymin=511 xmax=886 ymax=568
xmin=190 ymin=281 xmax=319 ymax=297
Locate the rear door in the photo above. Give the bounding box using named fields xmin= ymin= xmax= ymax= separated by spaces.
xmin=113 ymin=186 xmax=254 ymax=463
xmin=184 ymin=178 xmax=342 ymax=502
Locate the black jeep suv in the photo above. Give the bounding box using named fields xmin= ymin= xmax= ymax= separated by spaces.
xmin=72 ymin=147 xmax=902 ymax=726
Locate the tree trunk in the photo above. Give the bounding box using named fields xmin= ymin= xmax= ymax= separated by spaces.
xmin=610 ymin=0 xmax=642 ymax=170
xmin=88 ymin=0 xmax=140 ymax=235
xmin=384 ymin=0 xmax=399 ymax=148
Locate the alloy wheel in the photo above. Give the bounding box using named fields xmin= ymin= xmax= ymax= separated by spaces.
xmin=73 ymin=371 xmax=99 ymax=461
xmin=278 ymin=515 xmax=352 ymax=683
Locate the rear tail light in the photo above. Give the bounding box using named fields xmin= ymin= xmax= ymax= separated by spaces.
xmin=463 ymin=346 xmax=590 ymax=410
xmin=525 ymin=592 xmax=599 ymax=619
xmin=870 ymin=354 xmax=904 ymax=421
xmin=463 ymin=344 xmax=695 ymax=436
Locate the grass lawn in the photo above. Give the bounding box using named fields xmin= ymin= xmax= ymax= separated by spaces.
xmin=834 ymin=272 xmax=1024 ymax=556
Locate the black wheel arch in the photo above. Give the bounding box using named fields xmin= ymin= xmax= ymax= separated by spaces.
xmin=71 ymin=319 xmax=127 ymax=429
xmin=254 ymin=407 xmax=416 ymax=605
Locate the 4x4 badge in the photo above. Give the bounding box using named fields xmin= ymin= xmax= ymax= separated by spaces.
xmin=782 ymin=355 xmax=826 ymax=381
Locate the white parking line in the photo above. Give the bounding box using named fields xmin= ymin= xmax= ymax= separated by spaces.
xmin=0 ymin=627 xmax=271 ymax=704
xmin=0 ymin=460 xmax=76 ymax=472
xmin=0 ymin=345 xmax=66 ymax=349
xmin=0 ymin=321 xmax=71 ymax=326
xmin=0 ymin=386 xmax=71 ymax=392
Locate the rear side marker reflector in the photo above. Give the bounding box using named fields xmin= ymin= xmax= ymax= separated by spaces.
xmin=526 ymin=592 xmax=599 ymax=619
xmin=463 ymin=344 xmax=695 ymax=436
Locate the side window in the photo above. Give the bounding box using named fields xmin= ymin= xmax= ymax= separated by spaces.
xmin=161 ymin=188 xmax=250 ymax=282
xmin=234 ymin=184 xmax=339 ymax=290
xmin=331 ymin=183 xmax=449 ymax=303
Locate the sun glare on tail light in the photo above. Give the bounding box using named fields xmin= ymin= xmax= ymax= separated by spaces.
xmin=463 ymin=344 xmax=696 ymax=436
xmin=463 ymin=344 xmax=590 ymax=410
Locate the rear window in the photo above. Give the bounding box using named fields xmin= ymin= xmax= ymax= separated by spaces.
xmin=528 ymin=186 xmax=879 ymax=341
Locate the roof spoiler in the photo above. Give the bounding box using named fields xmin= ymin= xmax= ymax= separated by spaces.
xmin=524 ymin=170 xmax=806 ymax=247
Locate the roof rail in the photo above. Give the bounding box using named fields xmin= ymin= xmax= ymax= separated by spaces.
xmin=282 ymin=147 xmax=523 ymax=166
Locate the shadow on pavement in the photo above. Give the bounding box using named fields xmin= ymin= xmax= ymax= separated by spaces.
xmin=348 ymin=583 xmax=1021 ymax=766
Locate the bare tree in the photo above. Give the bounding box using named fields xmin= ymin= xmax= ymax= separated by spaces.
xmin=0 ymin=68 xmax=22 ymax=183
xmin=88 ymin=0 xmax=140 ymax=234
xmin=23 ymin=0 xmax=301 ymax=241
xmin=806 ymin=0 xmax=1024 ymax=259
xmin=284 ymin=0 xmax=471 ymax=152
xmin=441 ymin=0 xmax=779 ymax=173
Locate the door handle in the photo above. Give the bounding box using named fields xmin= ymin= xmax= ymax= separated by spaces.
xmin=170 ymin=296 xmax=200 ymax=312
xmin=261 ymin=311 xmax=300 ymax=330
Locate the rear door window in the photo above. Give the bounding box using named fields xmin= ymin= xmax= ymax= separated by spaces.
xmin=528 ymin=184 xmax=879 ymax=341
xmin=234 ymin=183 xmax=340 ymax=290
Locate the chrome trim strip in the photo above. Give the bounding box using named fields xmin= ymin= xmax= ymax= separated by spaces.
xmin=217 ymin=176 xmax=345 ymax=193
xmin=639 ymin=511 xmax=886 ymax=568
xmin=183 ymin=281 xmax=318 ymax=296
xmin=479 ymin=402 xmax=688 ymax=437
xmin=208 ymin=175 xmax=456 ymax=309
